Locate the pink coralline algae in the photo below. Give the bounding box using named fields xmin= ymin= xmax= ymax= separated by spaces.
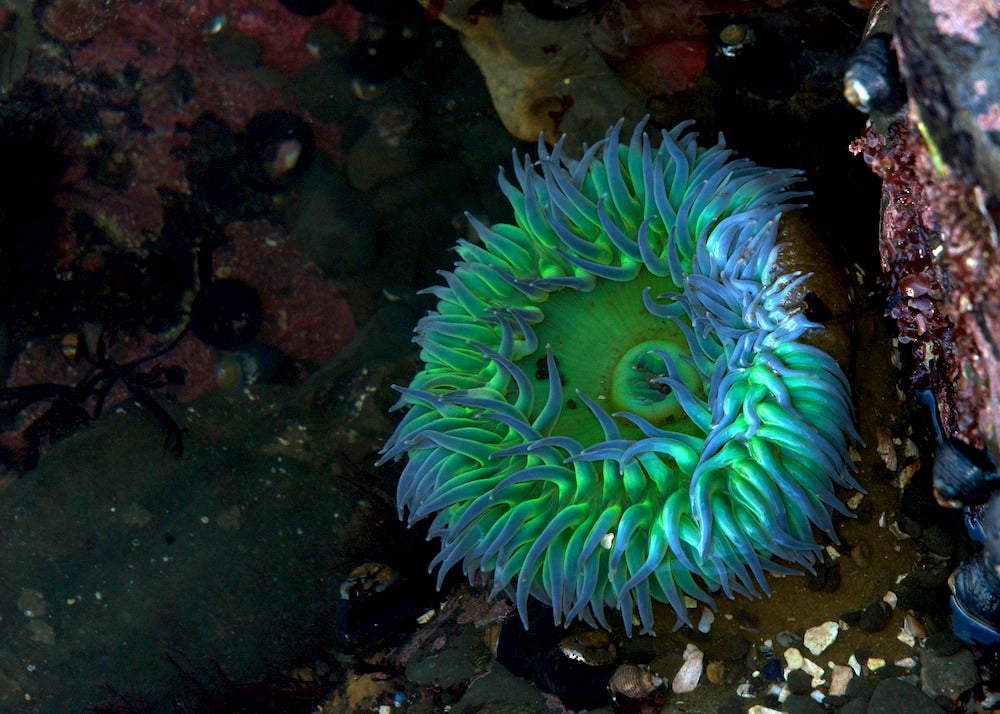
xmin=928 ymin=0 xmax=1000 ymax=44
xmin=216 ymin=222 xmax=357 ymax=365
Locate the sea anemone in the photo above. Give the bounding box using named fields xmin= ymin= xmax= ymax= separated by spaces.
xmin=378 ymin=118 xmax=861 ymax=634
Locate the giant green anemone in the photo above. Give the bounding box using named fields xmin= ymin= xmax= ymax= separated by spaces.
xmin=378 ymin=118 xmax=861 ymax=634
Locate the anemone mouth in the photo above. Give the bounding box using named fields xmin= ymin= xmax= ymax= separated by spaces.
xmin=379 ymin=118 xmax=862 ymax=635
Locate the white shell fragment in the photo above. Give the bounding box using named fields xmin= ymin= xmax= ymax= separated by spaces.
xmin=801 ymin=657 xmax=825 ymax=685
xmin=671 ymin=643 xmax=704 ymax=694
xmin=803 ymin=621 xmax=839 ymax=656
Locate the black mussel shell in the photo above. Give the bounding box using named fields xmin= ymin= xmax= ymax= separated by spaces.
xmin=982 ymin=490 xmax=1000 ymax=574
xmin=190 ymin=278 xmax=263 ymax=350
xmin=933 ymin=437 xmax=1000 ymax=508
xmin=843 ymin=33 xmax=906 ymax=116
xmin=951 ymin=553 xmax=1000 ymax=644
xmin=276 ymin=0 xmax=335 ymax=16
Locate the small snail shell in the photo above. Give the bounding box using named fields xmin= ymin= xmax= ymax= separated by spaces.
xmin=715 ymin=23 xmax=755 ymax=59
xmin=844 ymin=33 xmax=906 ymax=116
xmin=608 ymin=663 xmax=663 ymax=700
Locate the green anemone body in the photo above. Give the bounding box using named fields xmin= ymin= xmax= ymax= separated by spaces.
xmin=379 ymin=118 xmax=862 ymax=634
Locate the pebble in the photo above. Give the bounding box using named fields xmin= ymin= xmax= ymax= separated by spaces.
xmin=828 ymin=663 xmax=854 ymax=696
xmin=922 ymin=630 xmax=962 ymax=656
xmin=920 ymin=524 xmax=954 ymax=558
xmin=784 ymin=646 xmax=805 ymax=671
xmin=786 ymin=668 xmax=813 ymax=695
xmin=698 ymin=607 xmax=715 ymax=633
xmin=839 ymin=697 xmax=871 ymax=714
xmin=846 ymin=675 xmax=873 ymax=699
xmin=858 ymin=600 xmax=894 ymax=632
xmin=800 ymin=657 xmax=825 ymax=683
xmin=775 ymin=630 xmax=803 ymax=649
xmin=783 ymin=693 xmax=826 ymax=714
xmin=761 ymin=658 xmax=783 ymax=682
xmin=867 ymin=677 xmax=948 ymax=713
xmin=671 ymin=643 xmax=704 ymax=694
xmin=919 ymin=647 xmax=979 ymax=699
xmin=706 ymin=660 xmax=726 ymax=684
xmin=803 ymin=621 xmax=839 ymax=656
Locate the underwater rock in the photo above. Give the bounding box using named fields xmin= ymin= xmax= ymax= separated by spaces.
xmin=419 ymin=0 xmax=641 ymax=144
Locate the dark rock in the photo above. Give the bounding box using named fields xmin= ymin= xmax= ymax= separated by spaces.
xmin=839 ymin=697 xmax=870 ymax=714
xmin=452 ymin=665 xmax=549 ymax=714
xmin=775 ymin=630 xmax=804 ymax=649
xmin=783 ymin=693 xmax=826 ymax=714
xmin=406 ymin=626 xmax=488 ymax=689
xmin=920 ymin=647 xmax=979 ymax=699
xmin=787 ymin=668 xmax=813 ymax=695
xmin=922 ymin=631 xmax=962 ymax=656
xmin=874 ymin=664 xmax=907 ymax=680
xmin=858 ymin=600 xmax=894 ymax=633
xmin=846 ymin=675 xmax=874 ymax=699
xmin=868 ymin=678 xmax=947 ymax=713
xmin=824 ymin=694 xmax=852 ymax=708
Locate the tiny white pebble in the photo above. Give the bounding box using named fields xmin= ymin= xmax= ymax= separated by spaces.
xmin=784 ymin=647 xmax=804 ymax=671
xmin=697 ymin=607 xmax=715 ymax=634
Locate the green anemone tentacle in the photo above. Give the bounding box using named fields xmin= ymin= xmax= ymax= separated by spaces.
xmin=378 ymin=117 xmax=862 ymax=635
